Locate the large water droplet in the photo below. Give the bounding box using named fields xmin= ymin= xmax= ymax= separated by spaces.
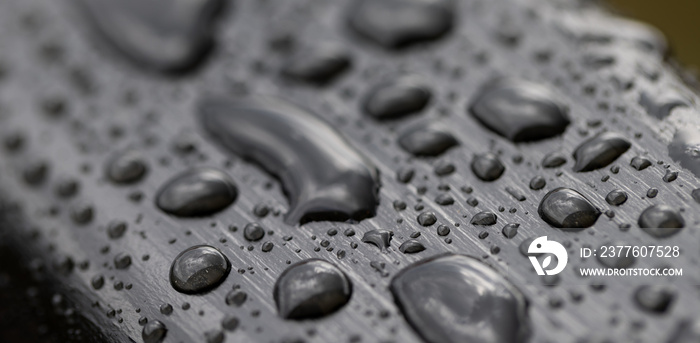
xmin=198 ymin=96 xmax=380 ymax=224
xmin=572 ymin=132 xmax=631 ymax=172
xmin=638 ymin=205 xmax=684 ymax=229
xmin=398 ymin=124 xmax=457 ymax=157
xmin=273 ymin=259 xmax=352 ymax=320
xmin=347 ymin=0 xmax=454 ymax=49
xmin=156 ymin=168 xmax=237 ymax=217
xmin=170 ymin=245 xmax=230 ymax=294
xmin=390 ymin=254 xmax=530 ymax=343
xmin=74 ymin=0 xmax=225 ymax=73
xmin=538 ymin=188 xmax=600 ymax=230
xmin=469 ymin=79 xmax=570 ymax=142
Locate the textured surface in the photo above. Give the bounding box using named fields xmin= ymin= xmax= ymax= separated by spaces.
xmin=1 ymin=0 xmax=700 ymax=342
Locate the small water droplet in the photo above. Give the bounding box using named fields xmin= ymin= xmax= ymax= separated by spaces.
xmin=105 ymin=150 xmax=147 ymax=184
xmin=362 ymin=230 xmax=393 ymax=252
xmin=470 ymin=211 xmax=497 ymax=226
xmin=142 ymin=320 xmax=167 ymax=343
xmin=538 ymin=188 xmax=600 ymax=230
xmin=170 ymin=245 xmax=230 ymax=293
xmin=399 ymin=240 xmax=426 ymax=254
xmin=364 ymin=76 xmax=432 ymax=120
xmin=605 ymin=190 xmax=628 ymax=206
xmin=398 ymin=124 xmax=457 ymax=157
xmin=156 ymin=168 xmax=237 ymax=217
xmin=471 ymin=153 xmax=505 ymax=182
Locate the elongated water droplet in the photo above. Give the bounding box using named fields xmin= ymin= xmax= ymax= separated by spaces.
xmin=363 ymin=76 xmax=431 ymax=120
xmin=572 ymin=132 xmax=631 ymax=172
xmin=469 ymin=79 xmax=570 ymax=142
xmin=399 ymin=240 xmax=426 ymax=254
xmin=198 ymin=96 xmax=379 ymax=224
xmin=274 ymin=259 xmax=352 ymax=320
xmin=74 ymin=0 xmax=225 ymax=73
xmin=638 ymin=205 xmax=684 ymax=229
xmin=156 ymin=168 xmax=237 ymax=217
xmin=281 ymin=45 xmax=351 ymax=84
xmin=398 ymin=124 xmax=457 ymax=157
xmin=390 ymin=254 xmax=530 ymax=343
xmin=347 ymin=0 xmax=454 ymax=49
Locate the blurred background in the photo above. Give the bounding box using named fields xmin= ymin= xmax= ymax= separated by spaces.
xmin=608 ymin=0 xmax=700 ymax=68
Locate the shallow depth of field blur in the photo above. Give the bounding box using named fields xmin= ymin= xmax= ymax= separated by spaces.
xmin=608 ymin=0 xmax=700 ymax=69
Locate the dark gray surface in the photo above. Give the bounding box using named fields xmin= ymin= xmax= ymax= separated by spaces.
xmin=0 ymin=0 xmax=700 ymax=342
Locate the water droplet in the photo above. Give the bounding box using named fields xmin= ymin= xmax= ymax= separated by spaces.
xmin=221 ymin=314 xmax=239 ymax=331
xmin=363 ymin=76 xmax=431 ymax=120
xmin=529 ymin=176 xmax=546 ymax=190
xmin=281 ymin=45 xmax=351 ymax=84
xmin=114 ymin=253 xmax=132 ymax=269
xmin=469 ymin=79 xmax=570 ymax=142
xmin=542 ymin=152 xmax=567 ymax=168
xmin=74 ymin=0 xmax=225 ymax=73
xmin=634 ymin=285 xmax=675 ymax=313
xmin=390 ymin=254 xmax=529 ymax=343
xmin=170 ymin=245 xmax=230 ymax=294
xmin=160 ymin=303 xmax=173 ymax=315
xmin=605 ymin=190 xmax=628 ymax=206
xmin=91 ymin=275 xmax=105 ymax=290
xmin=107 ymin=221 xmax=128 ymax=239
xmin=398 ymin=124 xmax=457 ymax=157
xmin=502 ymin=223 xmax=520 ymax=238
xmin=105 ymin=150 xmax=147 ymax=184
xmin=399 ymin=240 xmax=426 ymax=254
xmin=274 ymin=259 xmax=352 ymax=320
xmin=470 ymin=211 xmax=497 ymax=226
xmin=435 ymin=194 xmax=454 ymax=206
xmin=347 ymin=0 xmax=454 ymax=49
xmin=663 ymin=170 xmax=678 ymax=182
xmin=142 ymin=320 xmax=167 ymax=343
xmin=471 ymin=153 xmax=505 ymax=182
xmin=204 ymin=330 xmax=225 ymax=343
xmin=436 ymin=225 xmax=450 ymax=236
xmin=362 ymin=230 xmax=393 ymax=252
xmin=243 ymin=223 xmax=265 ymax=242
xmin=639 ymin=90 xmax=688 ymax=119
xmin=199 ymin=96 xmax=379 ymax=224
xmin=630 ymin=156 xmax=652 ymax=171
xmin=538 ymin=188 xmax=600 ymax=230
xmin=638 ymin=205 xmax=684 ymax=229
xmin=155 ymin=168 xmax=237 ymax=217
xmin=667 ymin=320 xmax=700 ymax=342
xmin=417 ymin=212 xmax=437 ymax=226
xmin=572 ymin=132 xmax=631 ymax=172
xmin=597 ymin=241 xmax=635 ymax=268
xmin=225 ymin=290 xmax=247 ymax=307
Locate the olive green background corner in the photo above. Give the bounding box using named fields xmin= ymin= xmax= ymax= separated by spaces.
xmin=607 ymin=0 xmax=700 ymax=68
